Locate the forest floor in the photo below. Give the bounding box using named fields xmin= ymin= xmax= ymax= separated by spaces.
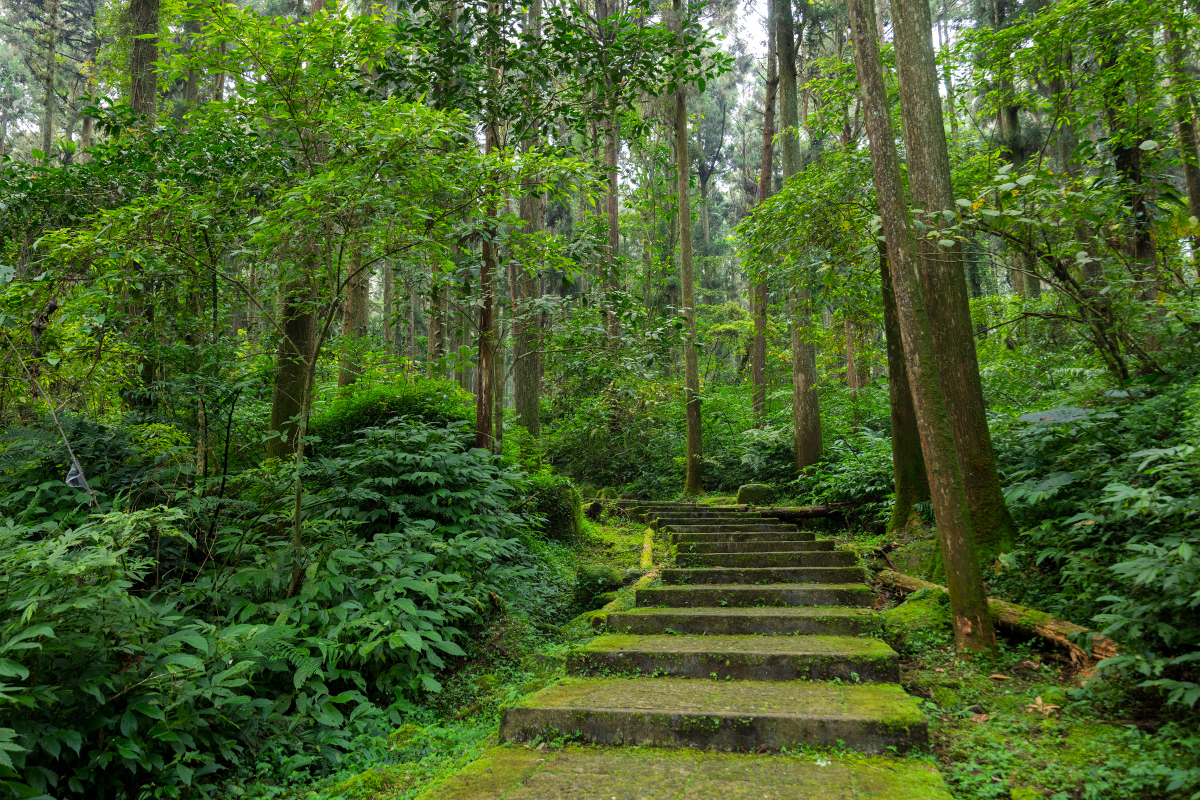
xmin=228 ymin=501 xmax=1200 ymax=800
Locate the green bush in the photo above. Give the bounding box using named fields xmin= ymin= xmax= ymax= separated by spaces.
xmin=0 ymin=419 xmax=543 ymax=798
xmin=519 ymin=472 xmax=583 ymax=543
xmin=307 ymin=378 xmax=473 ymax=453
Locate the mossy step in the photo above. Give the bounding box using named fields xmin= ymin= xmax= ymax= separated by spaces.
xmin=677 ymin=550 xmax=857 ymax=568
xmin=651 ymin=513 xmax=781 ymax=522
xmin=663 ymin=566 xmax=867 ymax=585
xmin=664 ymin=524 xmax=800 ymax=533
xmin=637 ymin=583 xmax=875 ymax=608
xmin=499 ymin=677 xmax=927 ymax=754
xmin=672 ymin=530 xmax=814 ymax=544
xmin=566 ymin=634 xmax=899 ymax=682
xmin=677 ymin=539 xmax=833 ymax=554
xmin=607 ymin=606 xmax=881 ymax=636
xmin=419 ymin=744 xmax=952 ymax=799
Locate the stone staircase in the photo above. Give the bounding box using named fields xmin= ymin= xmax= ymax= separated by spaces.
xmin=422 ymin=502 xmax=950 ymax=798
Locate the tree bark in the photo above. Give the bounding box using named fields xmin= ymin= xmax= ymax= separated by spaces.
xmin=847 ymin=0 xmax=995 ymax=653
xmin=675 ymin=0 xmax=702 ymax=496
xmin=778 ymin=0 xmax=821 ymax=467
xmin=338 ymin=252 xmax=369 ymax=388
xmin=892 ymin=0 xmax=1016 ymax=563
xmin=514 ymin=0 xmax=543 ymax=437
xmin=752 ymin=0 xmax=779 ymax=427
xmin=1167 ymin=25 xmax=1200 ymax=279
xmin=40 ymin=0 xmax=62 ymax=156
xmin=477 ymin=120 xmax=499 ymax=449
xmin=129 ymin=0 xmax=159 ymax=118
xmin=880 ymin=244 xmax=930 ymax=534
xmin=408 ymin=289 xmax=417 ymax=363
xmin=268 ymin=284 xmax=316 ymax=460
xmin=382 ymin=265 xmax=394 ymax=352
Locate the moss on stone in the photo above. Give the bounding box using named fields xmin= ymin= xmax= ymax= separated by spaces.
xmin=881 ymin=589 xmax=953 ymax=653
xmin=418 ymin=745 xmax=953 ymax=799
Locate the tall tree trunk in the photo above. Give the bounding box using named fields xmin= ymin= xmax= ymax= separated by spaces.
xmin=383 ymin=266 xmax=394 ymax=353
xmin=492 ymin=305 xmax=504 ymax=452
xmin=881 ymin=243 xmax=929 ymax=532
xmin=848 ymin=0 xmax=995 ymax=653
xmin=129 ymin=0 xmax=159 ymax=117
xmin=40 ymin=0 xmax=62 ymax=157
xmin=1167 ymin=25 xmax=1200 ymax=278
xmin=476 ymin=94 xmax=499 ymax=449
xmin=338 ymin=252 xmax=369 ymax=388
xmin=514 ymin=0 xmax=543 ymax=436
xmin=427 ymin=281 xmax=447 ymax=372
xmin=778 ymin=0 xmax=820 ymax=467
xmin=675 ymin=0 xmax=702 ymax=495
xmin=892 ymin=0 xmax=1016 ymax=564
xmin=408 ymin=290 xmax=417 ymax=363
xmin=752 ymin=0 xmax=779 ymax=427
xmin=178 ymin=8 xmax=202 ymax=123
xmin=268 ymin=284 xmax=316 ymax=460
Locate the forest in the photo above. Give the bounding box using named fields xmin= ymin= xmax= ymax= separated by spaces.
xmin=0 ymin=0 xmax=1199 ymax=795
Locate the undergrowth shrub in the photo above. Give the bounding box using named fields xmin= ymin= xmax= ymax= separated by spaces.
xmin=0 ymin=419 xmax=540 ymax=799
xmin=518 ymin=472 xmax=582 ymax=543
xmin=993 ymin=374 xmax=1200 ymax=707
xmin=307 ymin=378 xmax=473 ymax=454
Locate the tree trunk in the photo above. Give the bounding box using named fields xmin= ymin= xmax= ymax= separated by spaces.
xmin=268 ymin=284 xmax=316 ymax=460
xmin=675 ymin=0 xmax=702 ymax=496
xmin=778 ymin=0 xmax=821 ymax=466
xmin=892 ymin=0 xmax=1016 ymax=564
xmin=129 ymin=0 xmax=160 ymax=118
xmin=40 ymin=0 xmax=62 ymax=157
xmin=383 ymin=266 xmax=394 ymax=352
xmin=880 ymin=244 xmax=930 ymax=534
xmin=604 ymin=113 xmax=620 ymax=340
xmin=408 ymin=290 xmax=417 ymax=363
xmin=338 ymin=252 xmax=369 ymax=388
xmin=752 ymin=0 xmax=779 ymax=427
xmin=514 ymin=0 xmax=543 ymax=436
xmin=847 ymin=0 xmax=995 ymax=653
xmin=476 ymin=107 xmax=499 ymax=449
xmin=493 ymin=306 xmax=504 ymax=453
xmin=1168 ymin=25 xmax=1200 ymax=278
xmin=790 ymin=295 xmax=821 ymax=469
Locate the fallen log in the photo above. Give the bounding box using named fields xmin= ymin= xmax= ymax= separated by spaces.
xmin=877 ymin=569 xmax=1120 ymax=668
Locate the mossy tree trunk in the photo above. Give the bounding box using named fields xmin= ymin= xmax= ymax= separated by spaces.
xmin=892 ymin=0 xmax=1016 ymax=564
xmin=847 ymin=0 xmax=995 ymax=653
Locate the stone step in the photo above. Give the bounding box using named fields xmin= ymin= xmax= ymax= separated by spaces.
xmin=637 ymin=583 xmax=875 ymax=608
xmin=677 ymin=539 xmax=833 ymax=554
xmin=650 ymin=512 xmax=777 ymax=521
xmin=499 ymin=677 xmax=927 ymax=754
xmin=663 ymin=566 xmax=867 ymax=585
xmin=607 ymin=606 xmax=882 ymax=636
xmin=672 ymin=530 xmax=815 ymax=544
xmin=664 ymin=524 xmax=799 ymax=534
xmin=566 ymin=634 xmax=899 ymax=682
xmin=423 ymin=745 xmax=953 ymax=800
xmin=677 ymin=550 xmax=857 ymax=568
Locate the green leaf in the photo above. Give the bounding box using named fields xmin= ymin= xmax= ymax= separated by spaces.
xmin=0 ymin=659 xmax=29 ymax=680
xmin=431 ymin=640 xmax=466 ymax=657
